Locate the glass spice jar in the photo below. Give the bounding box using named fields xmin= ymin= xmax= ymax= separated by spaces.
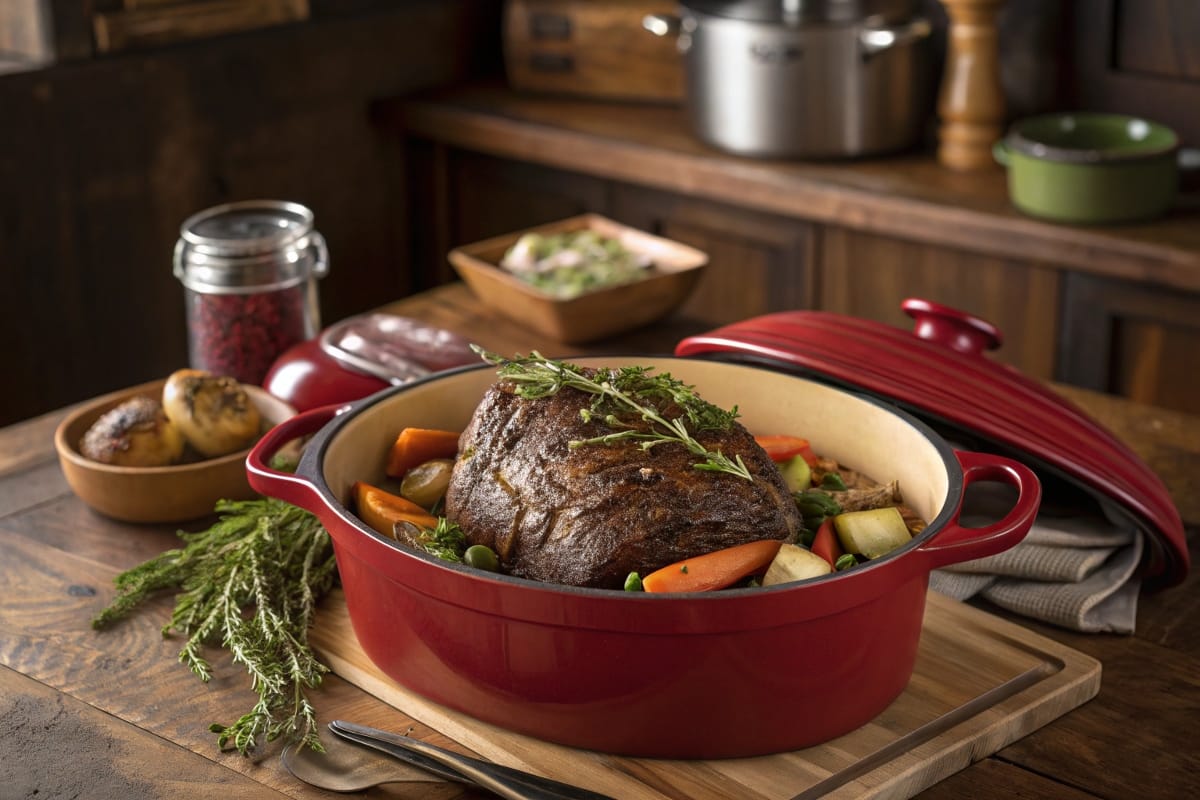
xmin=173 ymin=200 xmax=328 ymax=386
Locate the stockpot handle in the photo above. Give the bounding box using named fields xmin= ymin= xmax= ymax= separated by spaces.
xmin=643 ymin=13 xmax=680 ymax=38
xmin=993 ymin=138 xmax=1013 ymax=167
xmin=246 ymin=403 xmax=344 ymax=512
xmin=860 ymin=17 xmax=933 ymax=57
xmin=915 ymin=450 xmax=1042 ymax=571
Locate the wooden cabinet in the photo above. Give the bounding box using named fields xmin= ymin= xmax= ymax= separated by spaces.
xmin=1059 ymin=273 xmax=1200 ymax=411
xmin=610 ymin=186 xmax=816 ymax=327
xmin=413 ymin=148 xmax=1061 ymax=380
xmin=0 ymin=2 xmax=505 ymax=428
xmin=411 ymin=149 xmax=609 ymax=287
xmin=393 ymin=89 xmax=1200 ymax=414
xmin=1066 ymin=0 xmax=1200 ymax=146
xmin=818 ymin=228 xmax=1061 ymax=379
xmin=414 ymin=153 xmax=817 ymax=327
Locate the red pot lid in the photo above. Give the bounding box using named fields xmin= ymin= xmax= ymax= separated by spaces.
xmin=265 ymin=313 xmax=477 ymax=411
xmin=675 ymin=298 xmax=1189 ymax=589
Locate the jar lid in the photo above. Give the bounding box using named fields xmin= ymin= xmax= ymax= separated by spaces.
xmin=675 ymin=299 xmax=1189 ymax=589
xmin=174 ymin=199 xmax=328 ymax=293
xmin=181 ymin=199 xmax=313 ymax=256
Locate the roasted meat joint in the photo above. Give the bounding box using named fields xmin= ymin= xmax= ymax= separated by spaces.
xmin=444 ymin=356 xmax=804 ymax=588
xmin=347 ymin=350 xmax=928 ymax=594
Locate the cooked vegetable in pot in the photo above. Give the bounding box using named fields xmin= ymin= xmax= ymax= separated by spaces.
xmin=351 ymin=353 xmax=925 ymax=591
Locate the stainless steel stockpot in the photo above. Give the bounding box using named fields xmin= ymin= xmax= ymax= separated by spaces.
xmin=647 ymin=0 xmax=933 ymax=158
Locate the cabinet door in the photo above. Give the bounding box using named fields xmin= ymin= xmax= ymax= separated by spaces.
xmin=818 ymin=227 xmax=1061 ymax=379
xmin=1059 ymin=273 xmax=1200 ymax=415
xmin=448 ymin=151 xmax=609 ymax=244
xmin=1067 ymin=0 xmax=1200 ymax=146
xmin=611 ymin=185 xmax=816 ymax=327
xmin=410 ymin=148 xmax=610 ymax=286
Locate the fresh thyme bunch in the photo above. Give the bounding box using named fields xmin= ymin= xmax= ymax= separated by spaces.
xmin=92 ymin=497 xmax=337 ymax=755
xmin=476 ymin=347 xmax=753 ymax=481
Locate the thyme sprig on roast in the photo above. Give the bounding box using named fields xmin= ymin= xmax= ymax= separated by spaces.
xmin=92 ymin=497 xmax=336 ymax=755
xmin=476 ymin=347 xmax=753 ymax=481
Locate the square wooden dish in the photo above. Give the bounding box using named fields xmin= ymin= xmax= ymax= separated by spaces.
xmin=447 ymin=214 xmax=708 ymax=344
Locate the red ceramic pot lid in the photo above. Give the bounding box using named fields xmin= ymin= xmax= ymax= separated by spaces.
xmin=265 ymin=314 xmax=477 ymax=411
xmin=675 ymin=298 xmax=1189 ymax=589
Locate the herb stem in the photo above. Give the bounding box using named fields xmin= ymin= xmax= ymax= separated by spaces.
xmin=476 ymin=348 xmax=753 ymax=481
xmin=92 ymin=498 xmax=336 ymax=755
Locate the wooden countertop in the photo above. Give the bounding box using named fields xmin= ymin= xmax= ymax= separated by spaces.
xmin=3 ymin=283 xmax=1198 ymax=798
xmin=383 ymin=85 xmax=1200 ymax=293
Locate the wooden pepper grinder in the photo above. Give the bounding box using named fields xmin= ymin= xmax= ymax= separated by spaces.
xmin=936 ymin=0 xmax=1007 ymax=170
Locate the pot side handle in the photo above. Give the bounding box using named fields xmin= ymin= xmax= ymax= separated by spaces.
xmin=993 ymin=138 xmax=1012 ymax=167
xmin=915 ymin=450 xmax=1042 ymax=571
xmin=246 ymin=404 xmax=343 ymax=513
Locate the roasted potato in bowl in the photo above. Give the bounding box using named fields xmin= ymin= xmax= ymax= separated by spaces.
xmin=55 ymin=378 xmax=295 ymax=523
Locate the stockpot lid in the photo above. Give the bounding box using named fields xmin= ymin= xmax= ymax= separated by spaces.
xmin=675 ymin=298 xmax=1189 ymax=589
xmin=682 ymin=0 xmax=917 ymax=24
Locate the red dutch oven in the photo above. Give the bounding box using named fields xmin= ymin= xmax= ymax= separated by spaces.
xmin=248 ymin=354 xmax=1040 ymax=758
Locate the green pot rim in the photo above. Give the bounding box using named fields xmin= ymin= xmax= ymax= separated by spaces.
xmin=1006 ymin=112 xmax=1179 ymax=165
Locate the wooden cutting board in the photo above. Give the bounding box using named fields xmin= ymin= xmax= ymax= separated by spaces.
xmin=310 ymin=591 xmax=1100 ymax=800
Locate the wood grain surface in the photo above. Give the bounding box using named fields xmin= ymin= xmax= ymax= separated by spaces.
xmin=1 ymin=284 xmax=1197 ymax=799
xmin=386 ymin=86 xmax=1200 ymax=293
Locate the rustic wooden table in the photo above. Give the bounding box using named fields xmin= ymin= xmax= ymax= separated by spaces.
xmin=3 ymin=283 xmax=1197 ymax=799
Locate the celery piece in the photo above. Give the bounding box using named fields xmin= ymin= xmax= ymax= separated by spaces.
xmin=780 ymin=454 xmax=812 ymax=493
xmin=833 ymin=507 xmax=911 ymax=559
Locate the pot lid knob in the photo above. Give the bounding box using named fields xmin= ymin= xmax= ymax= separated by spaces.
xmin=903 ymin=298 xmax=1003 ymax=356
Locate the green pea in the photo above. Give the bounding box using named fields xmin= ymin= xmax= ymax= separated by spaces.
xmin=463 ymin=544 xmax=499 ymax=572
xmin=624 ymin=572 xmax=644 ymax=592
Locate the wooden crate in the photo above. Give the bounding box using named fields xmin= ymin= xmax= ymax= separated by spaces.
xmin=503 ymin=0 xmax=684 ymax=103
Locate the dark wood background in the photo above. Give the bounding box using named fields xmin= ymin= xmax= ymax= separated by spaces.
xmin=0 ymin=0 xmax=504 ymax=427
xmin=3 ymin=0 xmax=1197 ymax=427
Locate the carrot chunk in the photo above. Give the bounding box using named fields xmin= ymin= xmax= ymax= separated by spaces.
xmin=353 ymin=481 xmax=438 ymax=538
xmin=754 ymin=435 xmax=818 ymax=467
xmin=641 ymin=539 xmax=784 ymax=593
xmin=385 ymin=428 xmax=461 ymax=478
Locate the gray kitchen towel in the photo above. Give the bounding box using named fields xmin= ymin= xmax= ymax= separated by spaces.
xmin=929 ymin=485 xmax=1144 ymax=634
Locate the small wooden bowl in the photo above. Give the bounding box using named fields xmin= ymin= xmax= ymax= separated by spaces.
xmin=448 ymin=214 xmax=708 ymax=344
xmin=55 ymin=379 xmax=296 ymax=524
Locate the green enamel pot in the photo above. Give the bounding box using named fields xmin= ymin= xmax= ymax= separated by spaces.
xmin=993 ymin=113 xmax=1181 ymax=224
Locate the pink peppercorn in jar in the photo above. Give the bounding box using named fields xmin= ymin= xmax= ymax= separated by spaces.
xmin=173 ymin=200 xmax=329 ymax=386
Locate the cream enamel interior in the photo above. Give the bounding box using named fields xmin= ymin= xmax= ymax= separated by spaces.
xmin=321 ymin=358 xmax=951 ymax=533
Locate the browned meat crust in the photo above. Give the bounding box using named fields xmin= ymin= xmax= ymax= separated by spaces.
xmin=444 ymin=379 xmax=803 ymax=589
